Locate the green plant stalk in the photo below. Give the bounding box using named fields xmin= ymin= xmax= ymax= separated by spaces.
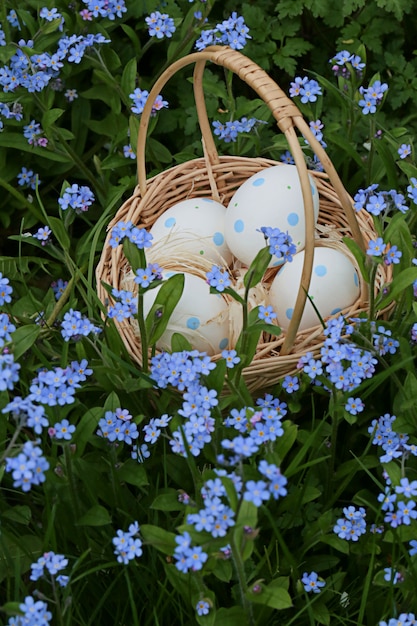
xmin=63 ymin=444 xmax=82 ymax=522
xmin=51 ymin=577 xmax=65 ymax=626
xmin=45 ymin=274 xmax=75 ymax=329
xmin=230 ymin=532 xmax=255 ymax=626
xmin=366 ymin=117 xmax=377 ymax=186
xmin=137 ymin=289 xmax=149 ymax=372
xmin=368 ymin=262 xmax=379 ymax=320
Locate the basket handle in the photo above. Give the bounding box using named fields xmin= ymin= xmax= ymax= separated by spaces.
xmin=136 ymin=45 xmax=367 ymax=355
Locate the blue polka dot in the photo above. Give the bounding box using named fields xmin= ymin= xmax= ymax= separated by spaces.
xmin=310 ymin=182 xmax=316 ymax=196
xmin=164 ymin=217 xmax=176 ymax=228
xmin=287 ymin=212 xmax=299 ymax=226
xmin=252 ymin=177 xmax=265 ymax=187
xmin=202 ymin=197 xmax=214 ymax=203
xmin=219 ymin=337 xmax=228 ymax=349
xmin=331 ymin=308 xmax=341 ymax=315
xmin=273 ymin=259 xmax=285 ymax=267
xmin=213 ymin=232 xmax=224 ymax=246
xmin=354 ymin=271 xmax=359 ymax=287
xmin=286 ymin=308 xmax=293 ymax=320
xmin=234 ymin=219 xmax=244 ymax=233
xmin=315 ymin=265 xmax=327 ymax=277
xmin=186 ymin=317 xmax=200 ymax=330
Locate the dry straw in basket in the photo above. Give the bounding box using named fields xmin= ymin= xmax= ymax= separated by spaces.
xmin=96 ymin=45 xmax=392 ymax=392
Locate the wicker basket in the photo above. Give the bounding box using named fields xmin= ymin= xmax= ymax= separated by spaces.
xmin=96 ymin=45 xmax=392 ymax=392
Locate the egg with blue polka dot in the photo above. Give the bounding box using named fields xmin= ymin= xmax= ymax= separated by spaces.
xmin=225 ymin=164 xmax=319 ymax=267
xmin=149 ymin=198 xmax=232 ymax=264
xmin=142 ymin=270 xmax=230 ymax=355
xmin=268 ymin=247 xmax=360 ymax=331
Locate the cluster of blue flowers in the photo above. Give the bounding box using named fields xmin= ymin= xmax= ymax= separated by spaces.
xmin=187 ymin=476 xmax=237 ymax=538
xmin=289 ymin=77 xmax=322 ymax=103
xmin=329 ymin=50 xmax=366 ymax=78
xmin=212 ymin=117 xmax=265 ymax=143
xmin=134 ymin=263 xmax=163 ymax=288
xmin=354 ymin=183 xmax=408 ymax=215
xmin=108 ymin=220 xmax=153 ymax=249
xmin=0 ymin=312 xmax=16 ymax=347
xmin=6 ymin=595 xmax=52 ymax=625
xmin=333 ymin=505 xmax=367 ymax=541
xmin=129 ymin=87 xmax=168 ymax=116
xmin=0 ymin=353 xmax=20 ymax=391
xmin=97 ymin=408 xmax=139 ymax=445
xmin=58 ymin=183 xmax=95 ymax=213
xmin=195 ymin=12 xmax=251 ymax=51
xmin=17 ymin=167 xmax=40 ymax=190
xmin=61 ymin=308 xmax=101 ymax=341
xmin=81 ymin=0 xmax=127 ymax=21
xmin=378 ymin=476 xmax=417 ymax=528
xmin=0 ymin=33 xmax=110 ymax=94
xmin=379 ymin=613 xmax=416 ymax=626
xmin=220 ymin=400 xmax=287 ymax=465
xmin=51 ymin=278 xmax=68 ymax=300
xmin=31 ymin=551 xmax=69 ymax=587
xmin=173 ymin=531 xmax=208 ymax=573
xmin=27 ymin=359 xmax=93 ymax=408
xmin=407 ymin=177 xmax=417 ymax=205
xmin=5 ymin=440 xmax=49 ymax=492
xmin=260 ymin=226 xmax=297 ymax=264
xmin=244 ymin=460 xmax=288 ymax=505
xmin=206 ymin=266 xmax=231 ymax=292
xmin=108 ymin=288 xmax=138 ymax=321
xmin=145 ymin=11 xmax=176 ymax=39
xmin=358 ymin=80 xmax=388 ymax=115
xmin=298 ymin=316 xmax=381 ymax=414
xmin=369 ymin=414 xmax=416 ymax=464
xmin=23 ymin=119 xmax=47 ymax=147
xmin=112 ymin=521 xmax=143 ymax=565
xmin=0 ymin=272 xmax=13 ymax=304
xmin=367 ymin=238 xmax=402 ymax=265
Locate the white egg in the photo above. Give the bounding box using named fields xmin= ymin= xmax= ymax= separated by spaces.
xmin=268 ymin=247 xmax=360 ymax=331
xmin=225 ymin=164 xmax=320 ymax=267
xmin=150 ymin=198 xmax=232 ymax=265
xmin=143 ymin=271 xmax=230 ymax=355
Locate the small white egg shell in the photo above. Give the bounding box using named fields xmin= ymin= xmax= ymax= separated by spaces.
xmin=268 ymin=247 xmax=360 ymax=332
xmin=150 ymin=198 xmax=232 ymax=265
xmin=142 ymin=270 xmax=230 ymax=355
xmin=225 ymin=164 xmax=320 ymax=267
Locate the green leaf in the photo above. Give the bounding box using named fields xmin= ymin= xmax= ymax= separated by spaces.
xmin=170 ymin=332 xmax=193 ymax=352
xmin=140 ymin=524 xmax=177 ymax=555
xmin=378 ymin=267 xmax=417 ymax=308
xmin=243 ymin=246 xmax=272 ymax=291
xmin=342 ymin=236 xmax=369 ymax=282
xmin=41 ymin=108 xmax=65 ymax=128
xmin=320 ymin=534 xmax=349 ymax=554
xmin=74 ymin=407 xmax=102 ymax=456
xmin=48 ymin=216 xmax=71 ymax=251
xmin=121 ymin=58 xmax=137 ymax=97
xmin=1 ymin=506 xmax=32 ymax=526
xmin=76 ymin=505 xmax=112 ymax=527
xmin=214 ymin=607 xmax=249 ymax=626
xmin=123 ymin=237 xmax=146 ymax=273
xmin=247 ymin=577 xmax=293 ymax=610
xmin=150 ymin=490 xmax=184 ymax=512
xmin=146 ymin=273 xmax=185 ymax=345
xmin=148 ymin=137 xmax=173 ymax=164
xmin=117 ymin=459 xmax=148 ymax=487
xmin=0 ymin=133 xmax=70 ymax=162
xmin=312 ymin=600 xmax=330 ymax=626
xmin=12 ymin=325 xmax=41 ymax=360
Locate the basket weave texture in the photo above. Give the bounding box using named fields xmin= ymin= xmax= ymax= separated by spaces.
xmin=96 ymin=46 xmax=392 ymax=392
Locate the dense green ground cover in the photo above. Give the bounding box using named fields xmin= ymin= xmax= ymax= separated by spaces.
xmin=1 ymin=1 xmax=417 ymax=624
